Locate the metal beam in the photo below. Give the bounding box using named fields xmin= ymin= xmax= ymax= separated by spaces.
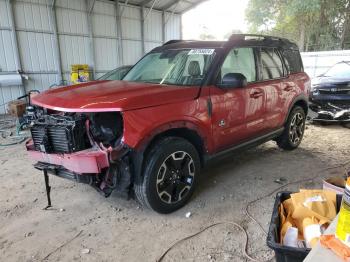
xmin=115 ymin=0 xmax=124 ymax=65
xmin=162 ymin=0 xmax=181 ymax=11
xmin=85 ymin=0 xmax=96 ymax=79
xmin=144 ymin=0 xmax=159 ymax=21
xmin=48 ymin=0 xmax=63 ymax=84
xmin=7 ymin=0 xmax=22 ymax=72
xmin=161 ymin=11 xmax=165 ymax=43
xmin=180 ymin=0 xmax=209 ymax=14
xmin=165 ymin=0 xmax=180 ymax=25
xmin=119 ymin=0 xmax=129 ymax=17
xmin=140 ymin=0 xmax=154 ymax=6
xmin=140 ymin=5 xmax=145 ymax=54
xmin=7 ymin=0 xmax=25 ymax=95
xmin=88 ymin=0 xmax=96 ymax=14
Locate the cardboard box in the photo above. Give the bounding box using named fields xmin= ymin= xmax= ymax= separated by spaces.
xmin=7 ymin=99 xmax=27 ymax=117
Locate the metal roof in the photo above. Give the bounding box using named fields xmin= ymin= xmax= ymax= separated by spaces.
xmin=117 ymin=0 xmax=208 ymax=14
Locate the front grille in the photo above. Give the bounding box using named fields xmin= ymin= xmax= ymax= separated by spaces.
xmin=30 ymin=114 xmax=89 ymax=154
xmin=319 ymin=89 xmax=350 ymax=95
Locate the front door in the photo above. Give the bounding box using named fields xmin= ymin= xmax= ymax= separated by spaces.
xmin=210 ymin=47 xmax=266 ymax=152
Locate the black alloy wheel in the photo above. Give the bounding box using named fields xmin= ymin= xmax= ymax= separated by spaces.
xmin=277 ymin=106 xmax=306 ymax=150
xmin=156 ymin=151 xmax=195 ymax=204
xmin=134 ymin=137 xmax=200 ymax=214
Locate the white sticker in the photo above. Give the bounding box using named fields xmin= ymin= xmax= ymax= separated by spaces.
xmin=303 ymin=195 xmax=325 ymax=207
xmin=188 ymin=49 xmax=215 ymax=55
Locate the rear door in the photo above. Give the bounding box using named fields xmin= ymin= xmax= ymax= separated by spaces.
xmin=210 ymin=47 xmax=267 ymax=151
xmin=258 ymin=47 xmax=285 ymax=131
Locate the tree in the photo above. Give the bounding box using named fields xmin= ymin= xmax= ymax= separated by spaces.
xmin=246 ymin=0 xmax=350 ymax=51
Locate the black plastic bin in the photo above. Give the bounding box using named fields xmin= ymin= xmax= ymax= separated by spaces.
xmin=266 ymin=191 xmax=342 ymax=262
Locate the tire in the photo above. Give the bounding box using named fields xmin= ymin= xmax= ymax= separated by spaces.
xmin=276 ymin=106 xmax=306 ymax=150
xmin=134 ymin=137 xmax=200 ymax=214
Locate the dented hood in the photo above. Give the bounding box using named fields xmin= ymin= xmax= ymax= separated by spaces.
xmin=31 ymin=80 xmax=199 ymax=112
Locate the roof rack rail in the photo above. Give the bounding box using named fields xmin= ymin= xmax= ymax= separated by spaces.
xmin=228 ymin=34 xmax=288 ymax=42
xmin=163 ymin=40 xmax=185 ymax=46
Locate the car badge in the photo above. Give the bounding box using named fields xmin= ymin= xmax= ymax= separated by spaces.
xmin=330 ymin=88 xmax=338 ymax=92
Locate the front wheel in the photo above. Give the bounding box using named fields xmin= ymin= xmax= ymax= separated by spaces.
xmin=134 ymin=137 xmax=200 ymax=214
xmin=276 ymin=106 xmax=306 ymax=150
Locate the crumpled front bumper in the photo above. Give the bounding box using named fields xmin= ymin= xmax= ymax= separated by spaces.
xmin=309 ymin=101 xmax=350 ymax=123
xmin=26 ymin=139 xmax=109 ymax=174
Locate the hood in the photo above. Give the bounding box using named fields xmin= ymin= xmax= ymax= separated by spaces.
xmin=31 ymin=80 xmax=199 ymax=112
xmin=314 ymin=76 xmax=350 ymax=89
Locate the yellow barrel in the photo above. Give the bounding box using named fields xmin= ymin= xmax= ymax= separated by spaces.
xmin=336 ymin=177 xmax=350 ymax=247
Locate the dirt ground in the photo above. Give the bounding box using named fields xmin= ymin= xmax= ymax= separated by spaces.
xmin=0 ymin=123 xmax=349 ymax=262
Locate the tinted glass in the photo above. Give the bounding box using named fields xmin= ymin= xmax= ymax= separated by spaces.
xmin=123 ymin=49 xmax=216 ymax=86
xmin=221 ymin=48 xmax=256 ymax=82
xmin=260 ymin=48 xmax=284 ymax=80
xmin=282 ymin=49 xmax=303 ymax=74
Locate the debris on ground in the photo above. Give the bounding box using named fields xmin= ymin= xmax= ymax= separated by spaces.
xmin=185 ymin=212 xmax=192 ymax=218
xmin=24 ymin=232 xmax=33 ymax=238
xmin=81 ymin=248 xmax=90 ymax=254
xmin=274 ymin=177 xmax=287 ymax=184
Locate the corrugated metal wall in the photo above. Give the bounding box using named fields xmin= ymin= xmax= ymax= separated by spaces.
xmin=0 ymin=0 xmax=181 ymax=113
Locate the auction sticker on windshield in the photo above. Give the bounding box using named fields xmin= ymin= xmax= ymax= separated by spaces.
xmin=188 ymin=49 xmax=215 ymax=55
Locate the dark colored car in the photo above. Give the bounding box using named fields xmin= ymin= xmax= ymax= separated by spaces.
xmin=26 ymin=34 xmax=310 ymax=213
xmin=309 ymin=61 xmax=350 ymax=122
xmin=98 ymin=65 xmax=132 ymax=81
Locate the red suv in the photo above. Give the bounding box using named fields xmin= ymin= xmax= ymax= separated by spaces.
xmin=26 ymin=34 xmax=310 ymax=213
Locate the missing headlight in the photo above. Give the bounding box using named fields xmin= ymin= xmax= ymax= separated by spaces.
xmin=89 ymin=112 xmax=123 ymax=147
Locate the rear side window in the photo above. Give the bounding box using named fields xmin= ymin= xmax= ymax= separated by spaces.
xmin=260 ymin=48 xmax=284 ymax=80
xmin=282 ymin=49 xmax=303 ymax=74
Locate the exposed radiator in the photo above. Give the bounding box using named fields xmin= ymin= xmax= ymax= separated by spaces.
xmin=30 ymin=114 xmax=89 ymax=154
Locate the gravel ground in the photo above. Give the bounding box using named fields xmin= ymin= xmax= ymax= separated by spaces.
xmin=0 ymin=122 xmax=349 ymax=262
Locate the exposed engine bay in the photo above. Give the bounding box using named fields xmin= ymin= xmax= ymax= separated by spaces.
xmin=26 ymin=108 xmax=132 ymax=207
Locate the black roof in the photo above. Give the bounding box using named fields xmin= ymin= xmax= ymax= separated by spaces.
xmin=154 ymin=34 xmax=299 ymax=52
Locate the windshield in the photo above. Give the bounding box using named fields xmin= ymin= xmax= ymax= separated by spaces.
xmin=123 ymin=49 xmax=216 ymax=86
xmin=323 ymin=62 xmax=350 ymax=78
xmin=99 ymin=66 xmax=131 ymax=80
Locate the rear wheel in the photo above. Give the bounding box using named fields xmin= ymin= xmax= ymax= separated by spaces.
xmin=134 ymin=137 xmax=200 ymax=214
xmin=276 ymin=106 xmax=306 ymax=150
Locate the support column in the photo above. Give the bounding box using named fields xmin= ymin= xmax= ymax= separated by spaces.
xmin=140 ymin=6 xmax=145 ymax=55
xmin=49 ymin=0 xmax=63 ymax=84
xmin=161 ymin=11 xmax=165 ymax=43
xmin=180 ymin=14 xmax=183 ymax=39
xmin=115 ymin=0 xmax=124 ymax=65
xmin=85 ymin=0 xmax=96 ymax=79
xmin=7 ymin=0 xmax=25 ymax=95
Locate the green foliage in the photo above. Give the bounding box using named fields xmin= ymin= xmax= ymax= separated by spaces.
xmin=246 ymin=0 xmax=350 ymax=51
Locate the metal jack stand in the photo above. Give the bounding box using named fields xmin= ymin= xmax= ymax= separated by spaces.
xmin=43 ymin=169 xmax=52 ymax=210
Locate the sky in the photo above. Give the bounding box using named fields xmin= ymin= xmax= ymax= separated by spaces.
xmin=182 ymin=0 xmax=249 ymax=40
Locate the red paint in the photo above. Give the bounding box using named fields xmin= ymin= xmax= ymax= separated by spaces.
xmin=26 ymin=140 xmax=109 ymax=173
xmin=29 ymin=72 xmax=309 ymax=171
xmin=31 ymin=80 xmax=199 ymax=112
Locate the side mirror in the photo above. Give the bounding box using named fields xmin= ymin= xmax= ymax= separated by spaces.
xmin=218 ymin=73 xmax=247 ymax=88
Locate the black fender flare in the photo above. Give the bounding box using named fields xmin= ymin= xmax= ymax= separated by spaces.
xmin=284 ymin=94 xmax=309 ymax=124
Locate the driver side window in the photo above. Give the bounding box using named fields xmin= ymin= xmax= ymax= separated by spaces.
xmin=220 ymin=48 xmax=257 ymax=83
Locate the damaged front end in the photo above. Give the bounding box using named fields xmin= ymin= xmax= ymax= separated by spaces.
xmin=26 ymin=109 xmax=133 ymax=204
xmin=310 ymin=102 xmax=350 ymax=123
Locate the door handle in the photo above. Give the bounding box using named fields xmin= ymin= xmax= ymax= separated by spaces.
xmin=283 ymin=85 xmax=293 ymax=91
xmin=250 ymin=91 xmax=263 ymax=98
